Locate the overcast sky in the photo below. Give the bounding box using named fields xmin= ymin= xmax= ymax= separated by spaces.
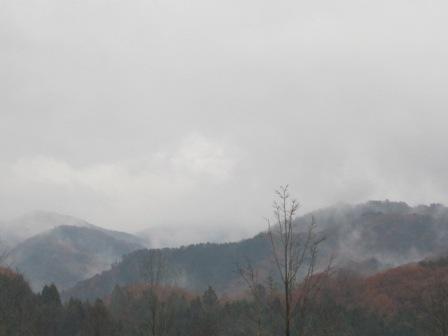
xmin=1 ymin=0 xmax=448 ymax=237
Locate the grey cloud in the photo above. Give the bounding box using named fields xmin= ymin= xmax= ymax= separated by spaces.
xmin=1 ymin=0 xmax=448 ymax=238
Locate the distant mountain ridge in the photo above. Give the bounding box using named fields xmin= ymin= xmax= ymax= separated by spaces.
xmin=63 ymin=200 xmax=448 ymax=301
xmin=8 ymin=225 xmax=144 ymax=291
xmin=297 ymin=201 xmax=448 ymax=267
xmin=2 ymin=212 xmax=146 ymax=291
xmin=0 ymin=211 xmax=146 ymax=247
xmin=0 ymin=211 xmax=95 ymax=246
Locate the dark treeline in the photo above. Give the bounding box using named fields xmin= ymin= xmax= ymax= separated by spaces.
xmin=2 ymin=261 xmax=448 ymax=336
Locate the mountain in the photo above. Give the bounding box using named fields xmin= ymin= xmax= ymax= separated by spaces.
xmin=63 ymin=200 xmax=448 ymax=302
xmin=0 ymin=210 xmax=145 ymax=251
xmin=7 ymin=225 xmax=144 ymax=291
xmin=0 ymin=211 xmax=96 ymax=247
xmin=298 ymin=201 xmax=448 ymax=267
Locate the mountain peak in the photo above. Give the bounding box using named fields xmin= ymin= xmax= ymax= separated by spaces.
xmin=1 ymin=211 xmax=96 ymax=245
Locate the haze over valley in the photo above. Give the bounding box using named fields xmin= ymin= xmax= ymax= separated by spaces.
xmin=1 ymin=200 xmax=447 ymax=298
xmin=2 ymin=0 xmax=448 ymax=334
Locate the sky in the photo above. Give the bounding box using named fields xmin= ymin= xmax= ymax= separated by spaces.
xmin=1 ymin=0 xmax=448 ymax=238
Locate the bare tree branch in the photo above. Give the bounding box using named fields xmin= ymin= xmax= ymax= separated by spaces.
xmin=267 ymin=185 xmax=329 ymax=336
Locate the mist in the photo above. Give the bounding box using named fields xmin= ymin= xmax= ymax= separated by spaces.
xmin=2 ymin=0 xmax=448 ymax=235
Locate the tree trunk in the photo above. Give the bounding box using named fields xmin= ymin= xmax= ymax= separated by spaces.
xmin=285 ymin=279 xmax=290 ymax=336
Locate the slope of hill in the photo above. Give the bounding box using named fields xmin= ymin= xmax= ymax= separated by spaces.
xmin=0 ymin=211 xmax=97 ymax=247
xmin=8 ymin=225 xmax=144 ymax=291
xmin=63 ymin=233 xmax=271 ymax=300
xmin=0 ymin=211 xmax=146 ymax=249
xmin=300 ymin=201 xmax=448 ymax=267
xmin=63 ymin=200 xmax=448 ymax=301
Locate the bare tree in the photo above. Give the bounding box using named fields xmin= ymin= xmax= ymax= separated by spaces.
xmin=0 ymin=249 xmax=7 ymax=267
xmin=0 ymin=238 xmax=10 ymax=268
xmin=267 ymin=185 xmax=327 ymax=336
xmin=141 ymin=250 xmax=166 ymax=288
xmin=139 ymin=250 xmax=168 ymax=336
xmin=237 ymin=260 xmax=268 ymax=336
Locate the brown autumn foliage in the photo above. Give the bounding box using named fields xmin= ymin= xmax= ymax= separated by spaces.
xmin=0 ymin=266 xmax=17 ymax=278
xmin=361 ymin=264 xmax=448 ymax=316
xmin=293 ymin=263 xmax=448 ymax=320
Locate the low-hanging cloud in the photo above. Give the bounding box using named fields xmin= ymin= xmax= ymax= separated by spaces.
xmin=0 ymin=133 xmax=243 ymax=231
xmin=2 ymin=0 xmax=448 ymax=239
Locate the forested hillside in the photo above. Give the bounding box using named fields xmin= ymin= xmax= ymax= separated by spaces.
xmin=64 ymin=201 xmax=448 ymax=301
xmin=64 ymin=233 xmax=272 ymax=301
xmin=8 ymin=225 xmax=144 ymax=290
